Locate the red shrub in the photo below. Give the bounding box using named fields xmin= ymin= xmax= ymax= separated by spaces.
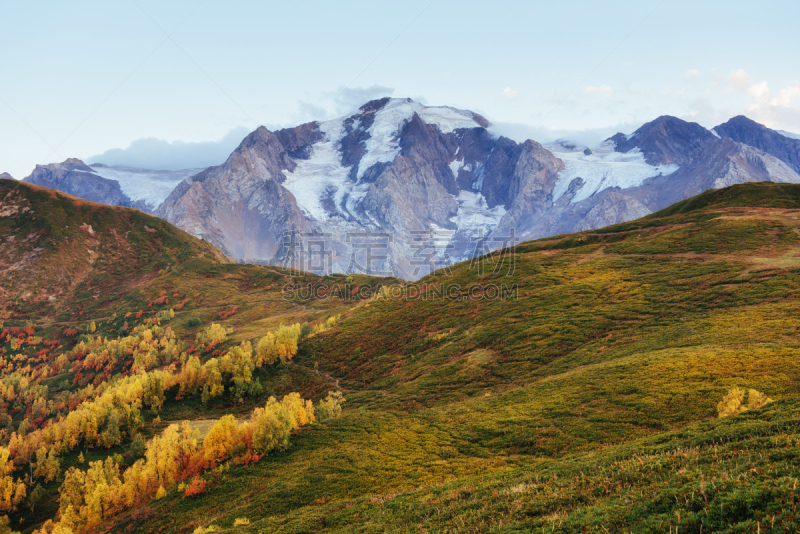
xmin=232 ymin=451 xmax=263 ymax=466
xmin=217 ymin=305 xmax=238 ymax=319
xmin=180 ymin=452 xmax=214 ymax=481
xmin=184 ymin=477 xmax=207 ymax=498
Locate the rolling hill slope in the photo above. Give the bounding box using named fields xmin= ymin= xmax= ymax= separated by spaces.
xmin=0 ymin=178 xmax=230 ymax=324
xmin=101 ymin=182 xmax=800 ymax=533
xmin=3 ymin=181 xmax=800 ymax=533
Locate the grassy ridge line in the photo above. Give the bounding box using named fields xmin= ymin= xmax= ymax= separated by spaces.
xmin=0 ymin=178 xmax=229 ymax=323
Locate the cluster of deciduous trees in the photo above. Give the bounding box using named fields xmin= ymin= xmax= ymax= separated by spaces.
xmin=33 ymin=393 xmax=318 ymax=534
xmin=1 ymin=320 xmax=307 ymax=474
xmin=0 ymin=310 xmax=340 ymax=531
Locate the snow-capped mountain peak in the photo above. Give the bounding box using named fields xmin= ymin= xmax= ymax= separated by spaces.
xmin=282 ymin=97 xmax=491 ymax=223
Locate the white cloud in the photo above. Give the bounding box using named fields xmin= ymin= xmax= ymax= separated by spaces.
xmin=501 ymin=87 xmax=518 ymax=99
xmin=745 ymin=80 xmax=800 ymax=129
xmin=769 ymin=83 xmax=800 ymax=107
xmin=748 ymin=81 xmax=770 ymax=99
xmin=490 ymin=120 xmax=640 ymax=148
xmin=583 ymin=85 xmax=613 ymax=95
xmin=729 ymin=68 xmax=752 ymax=90
xmin=293 ymin=85 xmax=395 ymax=122
xmin=87 ymin=127 xmax=250 ymax=171
xmin=685 ymin=69 xmax=701 ymax=79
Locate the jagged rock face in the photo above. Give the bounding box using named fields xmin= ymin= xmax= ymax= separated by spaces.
xmin=23 ymin=159 xmax=199 ymax=213
xmin=24 ymin=159 xmax=133 ymax=208
xmin=20 ymin=103 xmax=800 ymax=280
xmin=714 ymin=116 xmax=800 ymax=175
xmin=157 ymin=98 xmax=564 ymax=278
xmin=634 ymin=138 xmax=800 ymax=210
xmin=608 ymin=115 xmax=717 ymax=166
xmin=574 ymin=191 xmax=651 ymax=232
xmin=155 ymin=126 xmax=313 ymax=261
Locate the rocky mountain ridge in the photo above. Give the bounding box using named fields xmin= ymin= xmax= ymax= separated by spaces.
xmin=23 ymin=160 xmax=201 ymax=212
xmin=18 ymin=99 xmax=800 ymax=279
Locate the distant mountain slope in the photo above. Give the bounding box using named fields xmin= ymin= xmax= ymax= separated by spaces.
xmin=0 ymin=178 xmax=229 ymax=322
xmin=634 ymin=137 xmax=800 ymax=208
xmin=23 ymin=159 xmax=201 ymax=212
xmin=607 ymin=114 xmax=717 ymax=165
xmin=156 ymin=103 xmax=800 ymax=279
xmin=713 ymin=115 xmax=800 ymax=174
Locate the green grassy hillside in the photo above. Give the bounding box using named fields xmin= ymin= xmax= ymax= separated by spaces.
xmin=0 ymin=180 xmax=393 ymax=533
xmin=124 ymin=182 xmax=800 ymax=534
xmin=4 ymin=181 xmax=800 ymax=533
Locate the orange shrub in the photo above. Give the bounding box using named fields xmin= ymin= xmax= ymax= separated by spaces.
xmin=184 ymin=477 xmax=207 ymax=498
xmin=217 ymin=305 xmax=238 ymax=319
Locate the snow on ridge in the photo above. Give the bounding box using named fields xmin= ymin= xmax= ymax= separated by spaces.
xmin=547 ymin=139 xmax=679 ymax=204
xmin=282 ymin=99 xmax=487 ymax=222
xmin=350 ymin=99 xmax=485 ymax=180
xmin=88 ymin=165 xmax=201 ymax=209
xmin=449 ymin=158 xmax=465 ymax=179
xmin=281 ymin=118 xmax=356 ymax=221
xmin=777 ymin=129 xmax=800 ymax=141
xmin=449 ymin=190 xmax=506 ymax=236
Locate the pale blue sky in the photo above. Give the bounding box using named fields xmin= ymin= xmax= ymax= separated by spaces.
xmin=1 ymin=0 xmax=799 ymax=177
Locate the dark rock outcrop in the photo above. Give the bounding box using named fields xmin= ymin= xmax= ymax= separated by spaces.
xmin=714 ymin=115 xmax=800 ymax=175
xmin=609 ymin=115 xmax=717 ymax=166
xmin=24 ymin=159 xmax=135 ymax=208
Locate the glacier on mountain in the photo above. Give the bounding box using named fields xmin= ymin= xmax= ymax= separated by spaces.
xmin=777 ymin=130 xmax=800 ymax=140
xmin=547 ymin=140 xmax=679 ymax=203
xmin=281 ymin=118 xmax=362 ymax=222
xmin=283 ymin=98 xmax=487 ymax=223
xmin=89 ymin=165 xmax=201 ymax=210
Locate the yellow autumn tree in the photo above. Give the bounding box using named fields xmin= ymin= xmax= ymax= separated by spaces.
xmin=201 ymin=359 xmax=225 ymax=403
xmin=274 ymin=324 xmax=301 ymax=362
xmin=281 ymin=392 xmax=315 ymax=429
xmin=255 ymin=333 xmax=278 ymax=366
xmin=0 ymin=515 xmax=20 ymax=534
xmin=196 ymin=323 xmax=227 ymax=346
xmin=203 ymin=415 xmax=239 ymax=463
xmin=317 ymin=391 xmax=345 ymax=421
xmin=33 ymin=447 xmax=60 ymax=483
xmin=145 ymin=422 xmax=198 ymax=488
xmin=0 ymin=447 xmax=26 ymax=513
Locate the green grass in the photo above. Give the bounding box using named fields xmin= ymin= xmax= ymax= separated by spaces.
xmin=6 ymin=181 xmax=800 ymax=532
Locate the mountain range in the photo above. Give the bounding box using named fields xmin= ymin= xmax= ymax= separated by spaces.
xmin=17 ymin=98 xmax=800 ymax=280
